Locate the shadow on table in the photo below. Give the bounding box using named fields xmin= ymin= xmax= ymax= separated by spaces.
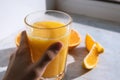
xmin=0 ymin=47 xmax=91 ymax=80
xmin=64 ymin=47 xmax=91 ymax=80
xmin=0 ymin=47 xmax=16 ymax=66
xmin=0 ymin=47 xmax=16 ymax=80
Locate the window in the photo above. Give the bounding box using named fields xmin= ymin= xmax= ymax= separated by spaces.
xmin=46 ymin=0 xmax=120 ymax=22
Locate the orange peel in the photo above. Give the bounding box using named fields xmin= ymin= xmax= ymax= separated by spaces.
xmin=68 ymin=29 xmax=81 ymax=50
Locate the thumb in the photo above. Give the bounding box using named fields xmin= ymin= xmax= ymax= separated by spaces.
xmin=16 ymin=31 xmax=32 ymax=63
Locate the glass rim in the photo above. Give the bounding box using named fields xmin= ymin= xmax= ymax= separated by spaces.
xmin=24 ymin=10 xmax=72 ymax=30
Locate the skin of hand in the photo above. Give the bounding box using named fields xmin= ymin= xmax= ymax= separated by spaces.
xmin=3 ymin=31 xmax=62 ymax=80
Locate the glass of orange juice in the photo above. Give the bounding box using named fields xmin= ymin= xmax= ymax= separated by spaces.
xmin=24 ymin=10 xmax=72 ymax=80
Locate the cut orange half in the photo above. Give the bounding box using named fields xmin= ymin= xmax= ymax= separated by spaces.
xmin=85 ymin=33 xmax=104 ymax=53
xmin=83 ymin=43 xmax=99 ymax=69
xmin=15 ymin=29 xmax=81 ymax=50
xmin=68 ymin=29 xmax=81 ymax=50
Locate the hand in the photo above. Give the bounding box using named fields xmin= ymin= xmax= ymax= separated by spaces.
xmin=3 ymin=31 xmax=62 ymax=80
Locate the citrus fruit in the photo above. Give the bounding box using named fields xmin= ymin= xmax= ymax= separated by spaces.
xmin=83 ymin=43 xmax=99 ymax=69
xmin=96 ymin=42 xmax=104 ymax=53
xmin=15 ymin=29 xmax=81 ymax=50
xmin=68 ymin=29 xmax=81 ymax=50
xmin=83 ymin=33 xmax=105 ymax=69
xmin=85 ymin=33 xmax=104 ymax=53
xmin=85 ymin=33 xmax=95 ymax=51
xmin=15 ymin=32 xmax=21 ymax=47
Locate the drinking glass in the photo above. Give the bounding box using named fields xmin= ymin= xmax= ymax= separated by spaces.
xmin=24 ymin=10 xmax=72 ymax=80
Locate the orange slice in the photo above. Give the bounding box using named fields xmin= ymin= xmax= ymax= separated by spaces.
xmin=68 ymin=29 xmax=81 ymax=50
xmin=85 ymin=33 xmax=104 ymax=53
xmin=83 ymin=34 xmax=104 ymax=69
xmin=15 ymin=32 xmax=21 ymax=47
xmin=83 ymin=43 xmax=99 ymax=69
xmin=96 ymin=42 xmax=104 ymax=53
xmin=85 ymin=33 xmax=95 ymax=51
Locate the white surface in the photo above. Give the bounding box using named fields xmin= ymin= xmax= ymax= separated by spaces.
xmin=0 ymin=0 xmax=46 ymax=40
xmin=0 ymin=66 xmax=7 ymax=73
xmin=56 ymin=0 xmax=120 ymax=23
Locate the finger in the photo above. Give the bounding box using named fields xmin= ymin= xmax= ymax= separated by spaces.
xmin=16 ymin=31 xmax=32 ymax=63
xmin=23 ymin=42 xmax=62 ymax=80
xmin=35 ymin=42 xmax=62 ymax=78
xmin=37 ymin=42 xmax=62 ymax=68
xmin=17 ymin=31 xmax=30 ymax=54
xmin=19 ymin=31 xmax=29 ymax=48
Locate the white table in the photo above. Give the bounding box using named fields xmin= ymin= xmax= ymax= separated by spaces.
xmin=0 ymin=14 xmax=120 ymax=80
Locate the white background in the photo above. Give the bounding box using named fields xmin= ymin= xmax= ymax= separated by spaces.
xmin=0 ymin=0 xmax=46 ymax=40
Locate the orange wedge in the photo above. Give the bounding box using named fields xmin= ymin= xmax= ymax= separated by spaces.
xmin=68 ymin=29 xmax=81 ymax=50
xmin=85 ymin=33 xmax=104 ymax=53
xmin=96 ymin=42 xmax=104 ymax=53
xmin=83 ymin=33 xmax=104 ymax=69
xmin=15 ymin=32 xmax=21 ymax=47
xmin=83 ymin=43 xmax=99 ymax=69
xmin=85 ymin=33 xmax=95 ymax=51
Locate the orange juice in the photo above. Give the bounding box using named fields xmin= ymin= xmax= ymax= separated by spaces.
xmin=27 ymin=21 xmax=69 ymax=77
